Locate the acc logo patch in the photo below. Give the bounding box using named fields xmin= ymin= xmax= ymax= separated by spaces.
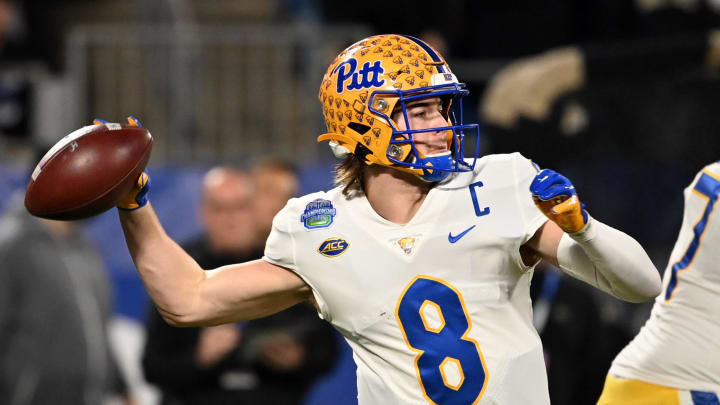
xmin=301 ymin=199 xmax=336 ymax=229
xmin=318 ymin=238 xmax=349 ymax=257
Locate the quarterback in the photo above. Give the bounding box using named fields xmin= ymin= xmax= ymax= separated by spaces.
xmin=112 ymin=35 xmax=661 ymax=404
xmin=597 ymin=163 xmax=720 ymax=405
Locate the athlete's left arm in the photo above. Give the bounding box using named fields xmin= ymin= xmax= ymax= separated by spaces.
xmin=523 ymin=169 xmax=662 ymax=303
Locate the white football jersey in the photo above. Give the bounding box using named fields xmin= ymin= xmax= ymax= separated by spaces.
xmin=610 ymin=162 xmax=720 ymax=393
xmin=264 ymin=152 xmax=549 ymax=404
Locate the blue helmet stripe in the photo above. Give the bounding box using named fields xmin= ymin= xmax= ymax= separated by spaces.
xmin=400 ymin=35 xmax=446 ymax=73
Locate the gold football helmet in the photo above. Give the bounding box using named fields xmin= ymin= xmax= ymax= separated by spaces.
xmin=317 ymin=34 xmax=480 ymax=182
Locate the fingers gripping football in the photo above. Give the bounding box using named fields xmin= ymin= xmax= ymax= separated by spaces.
xmin=117 ymin=172 xmax=150 ymax=211
xmin=93 ymin=116 xmax=151 ymax=211
xmin=93 ymin=115 xmax=142 ymax=127
xmin=530 ymin=169 xmax=588 ymax=233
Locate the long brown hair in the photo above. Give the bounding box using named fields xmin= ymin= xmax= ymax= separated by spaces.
xmin=334 ymin=154 xmax=366 ymax=196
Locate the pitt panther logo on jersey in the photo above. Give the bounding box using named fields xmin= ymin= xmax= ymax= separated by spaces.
xmin=333 ymin=58 xmax=385 ymax=94
xmin=397 ymin=237 xmax=417 ymax=255
xmin=301 ymin=199 xmax=337 ymax=230
xmin=318 ymin=238 xmax=349 ymax=257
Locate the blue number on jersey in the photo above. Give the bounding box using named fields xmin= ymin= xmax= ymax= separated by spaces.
xmin=665 ymin=172 xmax=720 ymax=300
xmin=396 ymin=276 xmax=487 ymax=404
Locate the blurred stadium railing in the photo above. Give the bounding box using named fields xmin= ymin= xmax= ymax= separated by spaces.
xmin=63 ymin=23 xmax=369 ymax=165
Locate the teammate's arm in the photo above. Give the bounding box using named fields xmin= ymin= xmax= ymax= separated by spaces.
xmin=523 ymin=169 xmax=662 ymax=302
xmin=119 ymin=203 xmax=311 ymax=326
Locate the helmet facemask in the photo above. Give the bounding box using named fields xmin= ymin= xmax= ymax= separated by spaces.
xmin=373 ymin=81 xmax=479 ymax=182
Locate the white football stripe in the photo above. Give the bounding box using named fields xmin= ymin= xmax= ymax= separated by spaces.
xmin=31 ymin=124 xmax=100 ymax=181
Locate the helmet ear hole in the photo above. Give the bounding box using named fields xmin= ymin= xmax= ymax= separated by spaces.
xmin=348 ymin=122 xmax=371 ymax=134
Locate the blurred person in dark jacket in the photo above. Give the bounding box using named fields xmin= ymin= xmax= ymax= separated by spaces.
xmin=0 ymin=191 xmax=131 ymax=405
xmin=530 ymin=265 xmax=629 ymax=405
xmin=142 ymin=166 xmax=337 ymax=405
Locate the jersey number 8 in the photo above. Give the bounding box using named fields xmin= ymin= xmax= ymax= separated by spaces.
xmin=396 ymin=276 xmax=488 ymax=405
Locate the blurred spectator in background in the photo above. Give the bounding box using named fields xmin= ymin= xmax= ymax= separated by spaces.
xmin=479 ymin=25 xmax=720 ymax=341
xmin=475 ymin=6 xmax=720 ymax=402
xmin=0 ymin=188 xmax=132 ymax=404
xmin=481 ymin=24 xmax=720 ymax=224
xmin=142 ymin=165 xmax=337 ymax=405
xmin=142 ymin=167 xmax=260 ymax=405
xmin=251 ymin=158 xmax=300 ymax=241
xmin=480 ymin=27 xmax=720 ymax=172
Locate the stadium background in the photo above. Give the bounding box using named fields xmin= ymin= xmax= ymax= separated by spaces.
xmin=1 ymin=1 xmax=719 ymax=403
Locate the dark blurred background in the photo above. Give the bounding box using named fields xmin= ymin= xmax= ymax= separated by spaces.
xmin=1 ymin=1 xmax=718 ymax=404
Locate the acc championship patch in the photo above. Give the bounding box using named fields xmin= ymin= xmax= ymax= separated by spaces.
xmin=301 ymin=199 xmax=336 ymax=229
xmin=318 ymin=238 xmax=349 ymax=257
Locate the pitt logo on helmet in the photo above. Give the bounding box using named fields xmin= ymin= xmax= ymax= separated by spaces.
xmin=318 ymin=238 xmax=349 ymax=257
xmin=333 ymin=58 xmax=385 ymax=94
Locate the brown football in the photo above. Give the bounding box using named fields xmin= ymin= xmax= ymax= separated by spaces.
xmin=25 ymin=123 xmax=153 ymax=220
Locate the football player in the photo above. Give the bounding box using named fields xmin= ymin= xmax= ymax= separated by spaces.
xmin=597 ymin=163 xmax=720 ymax=405
xmin=112 ymin=34 xmax=661 ymax=404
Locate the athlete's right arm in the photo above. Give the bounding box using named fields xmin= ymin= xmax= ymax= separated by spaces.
xmin=118 ymin=203 xmax=312 ymax=327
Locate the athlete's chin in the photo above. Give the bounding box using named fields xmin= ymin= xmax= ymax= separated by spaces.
xmin=421 ymin=149 xmax=450 ymax=157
